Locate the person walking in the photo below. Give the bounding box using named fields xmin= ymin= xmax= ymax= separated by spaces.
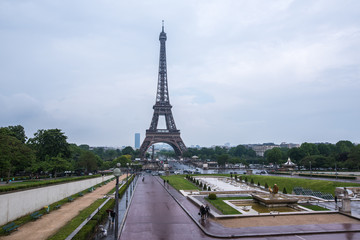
xmin=205 ymin=204 xmax=210 ymax=219
xmin=199 ymin=205 xmax=206 ymax=221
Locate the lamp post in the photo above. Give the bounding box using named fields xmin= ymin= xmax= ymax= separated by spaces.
xmin=113 ymin=163 xmax=121 ymax=240
xmin=126 ymin=163 xmax=129 ymax=208
xmin=310 ymin=161 xmax=312 ymax=178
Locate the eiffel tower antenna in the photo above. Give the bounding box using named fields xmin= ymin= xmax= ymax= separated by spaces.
xmin=140 ymin=22 xmax=187 ymax=159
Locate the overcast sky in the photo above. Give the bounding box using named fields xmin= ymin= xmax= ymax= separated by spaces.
xmin=1 ymin=0 xmax=360 ymax=148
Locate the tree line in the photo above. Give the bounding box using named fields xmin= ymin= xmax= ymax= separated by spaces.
xmin=183 ymin=145 xmax=258 ymax=166
xmin=264 ymin=141 xmax=360 ymax=170
xmin=0 ymin=125 xmax=138 ymax=181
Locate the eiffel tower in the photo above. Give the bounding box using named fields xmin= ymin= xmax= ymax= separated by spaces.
xmin=140 ymin=22 xmax=187 ymax=159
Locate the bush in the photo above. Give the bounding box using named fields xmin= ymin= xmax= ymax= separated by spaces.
xmin=245 ymin=177 xmax=248 ymax=182
xmin=208 ymin=186 xmax=211 ymax=191
xmin=257 ymin=182 xmax=260 ymax=187
xmin=283 ymin=187 xmax=287 ymax=194
xmin=251 ymin=178 xmax=254 ymax=184
xmin=240 ymin=176 xmax=243 ymax=181
xmin=203 ymin=184 xmax=207 ymax=190
xmin=265 ymin=182 xmax=268 ymax=189
xmin=208 ymin=193 xmax=217 ymax=200
xmin=196 ymin=180 xmax=199 ymax=185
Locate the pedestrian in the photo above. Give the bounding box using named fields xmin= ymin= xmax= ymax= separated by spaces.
xmin=199 ymin=205 xmax=206 ymax=220
xmin=205 ymin=204 xmax=210 ymax=219
xmin=110 ymin=211 xmax=116 ymax=224
xmin=164 ymin=179 xmax=166 ymax=185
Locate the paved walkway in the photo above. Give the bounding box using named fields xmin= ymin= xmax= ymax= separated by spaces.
xmin=120 ymin=175 xmax=360 ymax=240
xmin=120 ymin=175 xmax=217 ymax=240
xmin=0 ymin=175 xmax=126 ymax=240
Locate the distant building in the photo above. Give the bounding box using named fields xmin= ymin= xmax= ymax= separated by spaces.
xmin=248 ymin=142 xmax=300 ymax=157
xmin=135 ymin=133 xmax=140 ymax=149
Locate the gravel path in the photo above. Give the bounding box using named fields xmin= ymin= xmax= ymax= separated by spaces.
xmin=0 ymin=175 xmax=126 ymax=240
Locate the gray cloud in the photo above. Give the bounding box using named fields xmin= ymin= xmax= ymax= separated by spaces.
xmin=1 ymin=0 xmax=359 ymax=147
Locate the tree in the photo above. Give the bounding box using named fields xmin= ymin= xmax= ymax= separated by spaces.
xmin=216 ymin=154 xmax=229 ymax=166
xmin=113 ymin=155 xmax=131 ymax=167
xmin=300 ymin=142 xmax=319 ymax=156
xmin=288 ymin=147 xmax=305 ymax=164
xmin=345 ymin=145 xmax=360 ymax=170
xmin=265 ymin=148 xmax=283 ymax=165
xmin=77 ymin=151 xmax=99 ymax=173
xmin=122 ymin=146 xmax=135 ymax=156
xmin=317 ymin=143 xmax=332 ymax=157
xmin=0 ymin=133 xmax=35 ymax=181
xmin=28 ymin=129 xmax=71 ymax=161
xmin=0 ymin=125 xmax=27 ymax=143
xmin=48 ymin=156 xmax=72 ymax=178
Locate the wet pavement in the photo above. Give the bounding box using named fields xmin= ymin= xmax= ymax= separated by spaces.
xmin=119 ymin=175 xmax=216 ymax=240
xmin=119 ymin=174 xmax=360 ymax=240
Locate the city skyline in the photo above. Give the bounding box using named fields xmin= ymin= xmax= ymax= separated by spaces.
xmin=1 ymin=1 xmax=360 ymax=147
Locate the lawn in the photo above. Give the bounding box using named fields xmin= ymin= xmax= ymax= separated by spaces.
xmin=161 ymin=175 xmax=200 ymax=190
xmin=300 ymin=204 xmax=329 ymax=211
xmin=236 ymin=175 xmax=360 ymax=196
xmin=205 ymin=197 xmax=247 ymax=215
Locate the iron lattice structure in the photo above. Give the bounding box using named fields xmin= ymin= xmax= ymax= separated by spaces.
xmin=140 ymin=22 xmax=187 ymax=159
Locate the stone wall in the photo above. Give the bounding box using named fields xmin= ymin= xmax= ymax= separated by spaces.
xmin=0 ymin=175 xmax=113 ymax=225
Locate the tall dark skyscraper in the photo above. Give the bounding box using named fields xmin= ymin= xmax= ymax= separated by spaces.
xmin=135 ymin=133 xmax=140 ymax=149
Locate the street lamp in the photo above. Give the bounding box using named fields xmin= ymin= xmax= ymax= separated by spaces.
xmin=126 ymin=163 xmax=129 ymax=208
xmin=113 ymin=163 xmax=121 ymax=240
xmin=310 ymin=161 xmax=312 ymax=178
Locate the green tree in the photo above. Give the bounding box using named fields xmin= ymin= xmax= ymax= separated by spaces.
xmin=216 ymin=154 xmax=229 ymax=166
xmin=0 ymin=133 xmax=35 ymax=181
xmin=78 ymin=151 xmax=99 ymax=173
xmin=28 ymin=129 xmax=71 ymax=161
xmin=0 ymin=125 xmax=27 ymax=143
xmin=122 ymin=146 xmax=135 ymax=156
xmin=265 ymin=148 xmax=283 ymax=165
xmin=345 ymin=145 xmax=360 ymax=170
xmin=300 ymin=142 xmax=319 ymax=156
xmin=48 ymin=156 xmax=72 ymax=178
xmin=113 ymin=155 xmax=131 ymax=167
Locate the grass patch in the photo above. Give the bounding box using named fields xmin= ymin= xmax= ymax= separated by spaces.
xmin=161 ymin=175 xmax=201 ymax=191
xmin=300 ymin=204 xmax=329 ymax=211
xmin=237 ymin=175 xmax=360 ymax=196
xmin=205 ymin=197 xmax=241 ymax=215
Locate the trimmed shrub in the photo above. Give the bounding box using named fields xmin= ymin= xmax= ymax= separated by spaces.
xmin=208 ymin=186 xmax=211 ymax=191
xmin=200 ymin=182 xmax=203 ymax=187
xmin=265 ymin=182 xmax=269 ymax=189
xmin=203 ymin=184 xmax=207 ymax=190
xmin=283 ymin=187 xmax=287 ymax=194
xmin=257 ymin=182 xmax=260 ymax=187
xmin=245 ymin=177 xmax=248 ymax=182
xmin=208 ymin=193 xmax=217 ymax=200
xmin=251 ymin=178 xmax=254 ymax=184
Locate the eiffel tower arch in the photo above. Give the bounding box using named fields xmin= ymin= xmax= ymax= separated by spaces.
xmin=140 ymin=22 xmax=187 ymax=159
